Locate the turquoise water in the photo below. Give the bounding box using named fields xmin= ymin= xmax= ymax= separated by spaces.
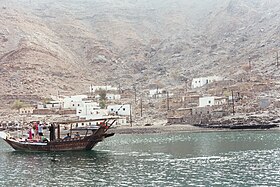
xmin=1 ymin=131 xmax=280 ymax=186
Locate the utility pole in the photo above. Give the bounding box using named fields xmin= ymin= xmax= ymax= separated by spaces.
xmin=118 ymin=83 xmax=121 ymax=94
xmin=231 ymin=90 xmax=235 ymax=115
xmin=166 ymin=91 xmax=170 ymax=111
xmin=248 ymin=57 xmax=252 ymax=70
xmin=156 ymin=85 xmax=159 ymax=99
xmin=140 ymin=98 xmax=143 ymax=117
xmin=130 ymin=103 xmax=132 ymax=127
xmin=133 ymin=85 xmax=137 ymax=103
xmin=276 ymin=52 xmax=279 ymax=67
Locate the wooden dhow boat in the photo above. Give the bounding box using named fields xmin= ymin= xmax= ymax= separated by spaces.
xmin=2 ymin=117 xmax=117 ymax=152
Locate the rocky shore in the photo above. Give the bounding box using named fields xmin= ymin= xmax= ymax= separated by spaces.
xmin=108 ymin=123 xmax=280 ymax=135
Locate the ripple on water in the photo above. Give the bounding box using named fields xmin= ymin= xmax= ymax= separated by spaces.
xmin=1 ymin=132 xmax=280 ymax=186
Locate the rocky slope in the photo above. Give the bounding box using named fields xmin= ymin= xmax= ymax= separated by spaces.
xmin=0 ymin=0 xmax=280 ymax=107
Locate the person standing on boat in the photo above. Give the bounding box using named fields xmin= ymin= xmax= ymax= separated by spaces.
xmin=28 ymin=128 xmax=33 ymax=140
xmin=49 ymin=123 xmax=55 ymax=141
xmin=31 ymin=127 xmax=34 ymax=139
xmin=38 ymin=123 xmax=43 ymax=137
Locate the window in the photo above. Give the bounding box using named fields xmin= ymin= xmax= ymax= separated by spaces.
xmin=208 ymin=101 xmax=211 ymax=104
xmin=78 ymin=104 xmax=80 ymax=106
xmin=111 ymin=108 xmax=113 ymax=111
xmin=123 ymin=108 xmax=125 ymax=111
xmin=72 ymin=104 xmax=75 ymax=107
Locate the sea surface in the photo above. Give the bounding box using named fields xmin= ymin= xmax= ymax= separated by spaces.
xmin=1 ymin=130 xmax=280 ymax=186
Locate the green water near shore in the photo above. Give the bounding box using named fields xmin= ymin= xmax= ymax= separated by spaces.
xmin=1 ymin=131 xmax=280 ymax=186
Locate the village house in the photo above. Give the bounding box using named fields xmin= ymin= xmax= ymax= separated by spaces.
xmin=89 ymin=85 xmax=118 ymax=93
xmin=167 ymin=106 xmax=213 ymax=124
xmin=149 ymin=89 xmax=174 ymax=98
xmin=63 ymin=95 xmax=88 ymax=109
xmin=106 ymin=94 xmax=121 ymax=100
xmin=191 ymin=76 xmax=223 ymax=89
xmin=192 ymin=106 xmax=213 ymax=115
xmin=149 ymin=89 xmax=166 ymax=98
xmin=199 ymin=96 xmax=227 ymax=107
xmin=181 ymin=95 xmax=200 ymax=107
xmin=115 ymin=117 xmax=128 ymax=126
xmin=19 ymin=106 xmax=35 ymax=115
xmin=37 ymin=100 xmax=62 ymax=109
xmin=76 ymin=101 xmax=103 ymax=119
xmin=70 ymin=115 xmax=128 ymax=127
xmin=168 ymin=108 xmax=192 ymax=118
xmin=107 ymin=104 xmax=131 ymax=116
xmin=95 ymin=93 xmax=121 ymax=100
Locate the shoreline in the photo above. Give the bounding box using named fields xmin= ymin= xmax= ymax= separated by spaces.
xmin=108 ymin=124 xmax=280 ymax=135
xmin=3 ymin=124 xmax=280 ymax=137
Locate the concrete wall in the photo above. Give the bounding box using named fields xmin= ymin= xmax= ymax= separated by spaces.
xmin=199 ymin=97 xmax=215 ymax=107
xmin=192 ymin=76 xmax=222 ymax=88
xmin=107 ymin=104 xmax=131 ymax=116
xmin=63 ymin=95 xmax=88 ymax=109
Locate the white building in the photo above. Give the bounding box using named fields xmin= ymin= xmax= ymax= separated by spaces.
xmin=76 ymin=101 xmax=102 ymax=118
xmin=199 ymin=96 xmax=227 ymax=107
xmin=63 ymin=95 xmax=88 ymax=109
xmin=191 ymin=76 xmax=223 ymax=89
xmin=37 ymin=101 xmax=62 ymax=109
xmin=90 ymin=85 xmax=118 ymax=93
xmin=107 ymin=104 xmax=131 ymax=116
xmin=149 ymin=89 xmax=167 ymax=98
xmin=115 ymin=117 xmax=128 ymax=126
xmin=19 ymin=107 xmax=35 ymax=115
xmin=95 ymin=94 xmax=121 ymax=100
xmin=106 ymin=94 xmax=121 ymax=100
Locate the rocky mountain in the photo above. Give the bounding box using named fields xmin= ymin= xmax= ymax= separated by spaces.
xmin=0 ymin=0 xmax=280 ymax=106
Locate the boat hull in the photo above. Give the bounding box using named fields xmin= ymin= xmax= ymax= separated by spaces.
xmin=4 ymin=133 xmax=114 ymax=152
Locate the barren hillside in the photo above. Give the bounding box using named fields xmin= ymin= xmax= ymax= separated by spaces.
xmin=0 ymin=0 xmax=280 ymax=107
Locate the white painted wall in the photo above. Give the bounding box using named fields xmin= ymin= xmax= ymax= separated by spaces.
xmin=90 ymin=85 xmax=118 ymax=93
xmin=199 ymin=96 xmax=227 ymax=107
xmin=107 ymin=94 xmax=121 ymax=100
xmin=214 ymin=97 xmax=227 ymax=105
xmin=37 ymin=101 xmax=62 ymax=109
xmin=81 ymin=113 xmax=109 ymax=123
xmin=192 ymin=76 xmax=223 ymax=88
xmin=95 ymin=94 xmax=121 ymax=100
xmin=116 ymin=117 xmax=128 ymax=126
xmin=63 ymin=95 xmax=88 ymax=109
xmin=149 ymin=89 xmax=164 ymax=98
xmin=199 ymin=97 xmax=215 ymax=107
xmin=107 ymin=104 xmax=131 ymax=116
xmin=76 ymin=102 xmax=101 ymax=117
